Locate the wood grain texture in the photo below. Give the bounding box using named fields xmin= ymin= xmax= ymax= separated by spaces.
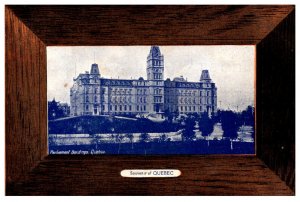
xmin=7 ymin=5 xmax=294 ymax=45
xmin=256 ymin=10 xmax=295 ymax=192
xmin=5 ymin=7 xmax=47 ymax=184
xmin=6 ymin=156 xmax=294 ymax=195
xmin=5 ymin=5 xmax=295 ymax=195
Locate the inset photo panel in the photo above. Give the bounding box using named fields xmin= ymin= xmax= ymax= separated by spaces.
xmin=47 ymin=45 xmax=255 ymax=155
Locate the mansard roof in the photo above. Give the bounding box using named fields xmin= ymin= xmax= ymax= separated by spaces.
xmin=101 ymin=78 xmax=134 ymax=87
xmin=149 ymin=46 xmax=161 ymax=58
xmin=200 ymin=70 xmax=212 ymax=82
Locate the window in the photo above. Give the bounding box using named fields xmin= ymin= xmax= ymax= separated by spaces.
xmin=124 ymin=105 xmax=127 ymax=111
xmin=102 ymin=105 xmax=105 ymax=111
xmin=94 ymin=88 xmax=97 ymax=93
xmin=193 ymin=106 xmax=196 ymax=111
xmin=86 ymin=96 xmax=89 ymax=102
xmin=86 ymin=105 xmax=89 ymax=111
xmin=129 ymin=105 xmax=132 ymax=111
xmin=189 ymin=106 xmax=191 ymax=111
xmin=200 ymin=91 xmax=202 ymax=96
xmin=181 ymin=106 xmax=183 ymax=111
xmin=115 ymin=105 xmax=117 ymax=111
xmin=137 ymin=105 xmax=139 ymax=111
xmin=200 ymin=106 xmax=202 ymax=111
xmin=207 ymin=91 xmax=210 ymax=96
xmin=109 ymin=105 xmax=112 ymax=111
xmin=143 ymin=97 xmax=146 ymax=103
xmin=185 ymin=106 xmax=187 ymax=111
xmin=94 ymin=96 xmax=97 ymax=103
xmin=119 ymin=105 xmax=122 ymax=111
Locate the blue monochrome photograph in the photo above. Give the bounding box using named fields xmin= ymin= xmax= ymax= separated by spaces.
xmin=47 ymin=46 xmax=255 ymax=155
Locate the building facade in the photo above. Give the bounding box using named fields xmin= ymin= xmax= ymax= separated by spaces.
xmin=70 ymin=46 xmax=217 ymax=117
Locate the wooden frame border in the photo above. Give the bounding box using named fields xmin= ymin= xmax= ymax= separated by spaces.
xmin=5 ymin=5 xmax=295 ymax=195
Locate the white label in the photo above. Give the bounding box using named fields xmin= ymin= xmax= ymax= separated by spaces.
xmin=120 ymin=169 xmax=181 ymax=178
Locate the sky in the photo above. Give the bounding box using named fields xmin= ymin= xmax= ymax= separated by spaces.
xmin=47 ymin=46 xmax=255 ymax=111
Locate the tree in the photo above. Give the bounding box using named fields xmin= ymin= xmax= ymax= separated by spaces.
xmin=198 ymin=112 xmax=214 ymax=137
xmin=241 ymin=106 xmax=255 ymax=127
xmin=182 ymin=117 xmax=196 ymax=141
xmin=48 ymin=99 xmax=64 ymax=120
xmin=163 ymin=108 xmax=173 ymax=123
xmin=127 ymin=133 xmax=134 ymax=149
xmin=159 ymin=134 xmax=167 ymax=142
xmin=91 ymin=136 xmax=98 ymax=150
xmin=116 ymin=134 xmax=125 ymax=154
xmin=140 ymin=133 xmax=150 ymax=155
xmin=220 ymin=110 xmax=239 ymax=140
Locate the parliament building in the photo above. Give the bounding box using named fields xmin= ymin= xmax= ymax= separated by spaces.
xmin=70 ymin=46 xmax=217 ymax=117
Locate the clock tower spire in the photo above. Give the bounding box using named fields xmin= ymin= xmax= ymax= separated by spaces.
xmin=147 ymin=46 xmax=164 ymax=80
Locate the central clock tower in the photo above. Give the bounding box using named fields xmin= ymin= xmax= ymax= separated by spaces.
xmin=146 ymin=46 xmax=165 ymax=113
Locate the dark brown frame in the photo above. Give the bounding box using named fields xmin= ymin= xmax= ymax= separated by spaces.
xmin=5 ymin=5 xmax=295 ymax=195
